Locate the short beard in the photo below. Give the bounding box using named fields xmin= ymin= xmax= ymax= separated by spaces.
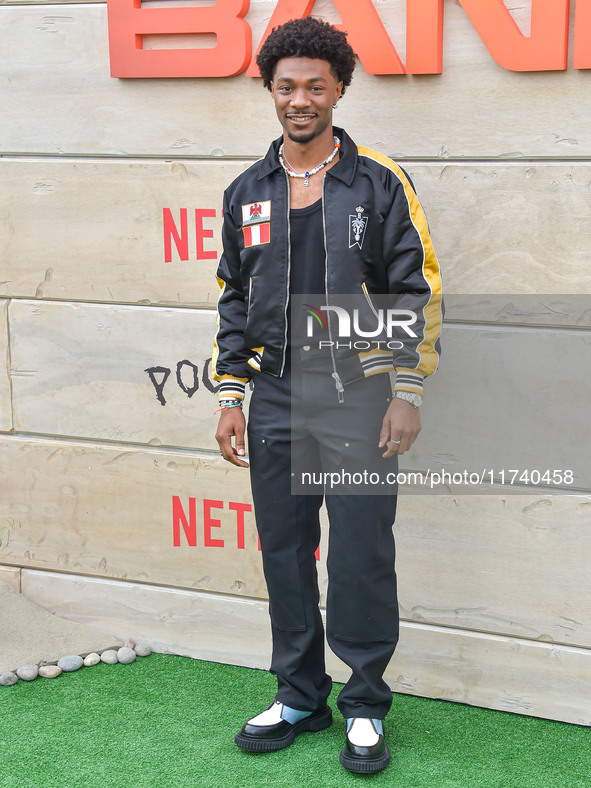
xmin=287 ymin=129 xmax=318 ymax=145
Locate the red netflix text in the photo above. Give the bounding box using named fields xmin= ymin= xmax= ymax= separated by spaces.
xmin=163 ymin=208 xmax=218 ymax=264
xmin=172 ymin=496 xmax=320 ymax=560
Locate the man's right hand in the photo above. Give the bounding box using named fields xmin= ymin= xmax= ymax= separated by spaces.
xmin=215 ymin=407 xmax=249 ymax=468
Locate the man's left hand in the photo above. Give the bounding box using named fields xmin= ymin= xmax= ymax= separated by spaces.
xmin=378 ymin=397 xmax=421 ymax=457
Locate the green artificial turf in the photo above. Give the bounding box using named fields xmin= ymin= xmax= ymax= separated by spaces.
xmin=0 ymin=654 xmax=589 ymax=787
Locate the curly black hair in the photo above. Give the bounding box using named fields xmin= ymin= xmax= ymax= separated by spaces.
xmin=256 ymin=17 xmax=356 ymax=95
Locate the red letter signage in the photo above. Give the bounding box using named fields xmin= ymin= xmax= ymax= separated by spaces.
xmin=163 ymin=208 xmax=188 ymax=264
xmin=204 ymin=499 xmax=225 ymax=547
xmin=458 ymin=0 xmax=570 ymax=72
xmin=163 ymin=208 xmax=220 ymax=263
xmin=195 ymin=209 xmax=218 ymax=261
xmin=406 ymin=0 xmax=444 ymax=75
xmin=245 ymin=0 xmax=405 ymax=77
xmin=229 ymin=501 xmax=252 ymax=549
xmin=574 ymin=0 xmax=591 ymax=69
xmin=108 ymin=0 xmax=252 ymax=78
xmin=108 ymin=0 xmax=587 ymax=78
xmin=172 ymin=495 xmax=196 ymax=547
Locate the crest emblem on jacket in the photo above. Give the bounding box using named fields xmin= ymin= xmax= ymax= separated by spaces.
xmin=242 ymin=200 xmax=271 ymax=226
xmin=241 ymin=200 xmax=272 ymax=248
xmin=349 ymin=206 xmax=368 ymax=250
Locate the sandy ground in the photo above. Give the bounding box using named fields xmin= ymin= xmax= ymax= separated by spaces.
xmin=0 ymin=580 xmax=122 ymax=674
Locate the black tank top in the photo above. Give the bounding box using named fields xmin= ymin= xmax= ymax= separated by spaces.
xmin=288 ymin=198 xmax=326 ymax=347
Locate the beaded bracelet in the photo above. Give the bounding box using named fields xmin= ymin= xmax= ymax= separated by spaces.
xmin=214 ymin=399 xmax=243 ymax=414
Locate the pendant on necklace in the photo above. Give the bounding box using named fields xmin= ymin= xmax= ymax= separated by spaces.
xmin=304 ymin=172 xmax=310 ymax=187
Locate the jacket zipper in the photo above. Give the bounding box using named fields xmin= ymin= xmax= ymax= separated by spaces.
xmin=247 ymin=276 xmax=253 ymax=317
xmin=279 ymin=172 xmax=291 ymax=377
xmin=322 ymin=177 xmax=344 ymax=404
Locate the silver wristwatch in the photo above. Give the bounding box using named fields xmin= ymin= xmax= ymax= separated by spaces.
xmin=393 ymin=391 xmax=423 ymax=408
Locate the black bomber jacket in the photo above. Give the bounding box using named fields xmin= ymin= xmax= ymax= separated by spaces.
xmin=213 ymin=128 xmax=443 ymax=402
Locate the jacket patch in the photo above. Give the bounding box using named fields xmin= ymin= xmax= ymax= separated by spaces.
xmin=244 ymin=222 xmax=270 ymax=247
xmin=349 ymin=205 xmax=368 ymax=250
xmin=242 ymin=200 xmax=271 ymax=226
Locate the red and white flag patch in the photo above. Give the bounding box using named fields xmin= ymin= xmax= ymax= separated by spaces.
xmin=242 ymin=200 xmax=271 ymax=226
xmin=243 ymin=222 xmax=270 ymax=247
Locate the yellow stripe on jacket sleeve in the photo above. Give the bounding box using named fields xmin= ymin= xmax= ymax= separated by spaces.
xmin=357 ymin=146 xmax=443 ymax=377
xmin=211 ymin=275 xmax=226 ymax=382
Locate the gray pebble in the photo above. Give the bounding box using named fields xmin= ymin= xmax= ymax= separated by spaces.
xmin=16 ymin=664 xmax=39 ymax=681
xmin=117 ymin=647 xmax=136 ymax=665
xmin=100 ymin=649 xmax=119 ymax=665
xmin=134 ymin=642 xmax=152 ymax=657
xmin=0 ymin=672 xmax=18 ymax=687
xmin=124 ymin=638 xmax=136 ymax=650
xmin=57 ymin=655 xmax=84 ymax=672
xmin=83 ymin=652 xmax=101 ymax=667
xmin=39 ymin=665 xmax=62 ymax=679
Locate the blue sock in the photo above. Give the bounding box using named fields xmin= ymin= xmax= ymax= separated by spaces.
xmin=346 ymin=718 xmax=383 ymax=735
xmin=281 ymin=704 xmax=313 ymax=724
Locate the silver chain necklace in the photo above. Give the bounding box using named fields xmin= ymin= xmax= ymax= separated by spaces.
xmin=278 ymin=136 xmax=341 ymax=187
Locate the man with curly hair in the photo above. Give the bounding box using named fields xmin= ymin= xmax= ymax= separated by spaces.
xmin=213 ymin=17 xmax=442 ymax=774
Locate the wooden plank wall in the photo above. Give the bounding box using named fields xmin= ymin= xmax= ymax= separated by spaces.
xmin=1 ymin=0 xmax=590 ymax=723
xmin=0 ymin=301 xmax=12 ymax=432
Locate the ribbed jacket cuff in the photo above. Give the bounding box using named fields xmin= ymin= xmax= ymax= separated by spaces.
xmin=393 ymin=369 xmax=424 ymax=395
xmin=359 ymin=350 xmax=393 ymax=377
xmin=218 ymin=378 xmax=247 ymax=402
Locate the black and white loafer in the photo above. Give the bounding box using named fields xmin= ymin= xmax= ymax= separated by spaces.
xmin=339 ymin=717 xmax=390 ymax=773
xmin=235 ymin=700 xmax=333 ymax=752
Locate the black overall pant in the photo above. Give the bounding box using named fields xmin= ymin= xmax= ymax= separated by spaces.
xmin=247 ymin=348 xmax=399 ymax=720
